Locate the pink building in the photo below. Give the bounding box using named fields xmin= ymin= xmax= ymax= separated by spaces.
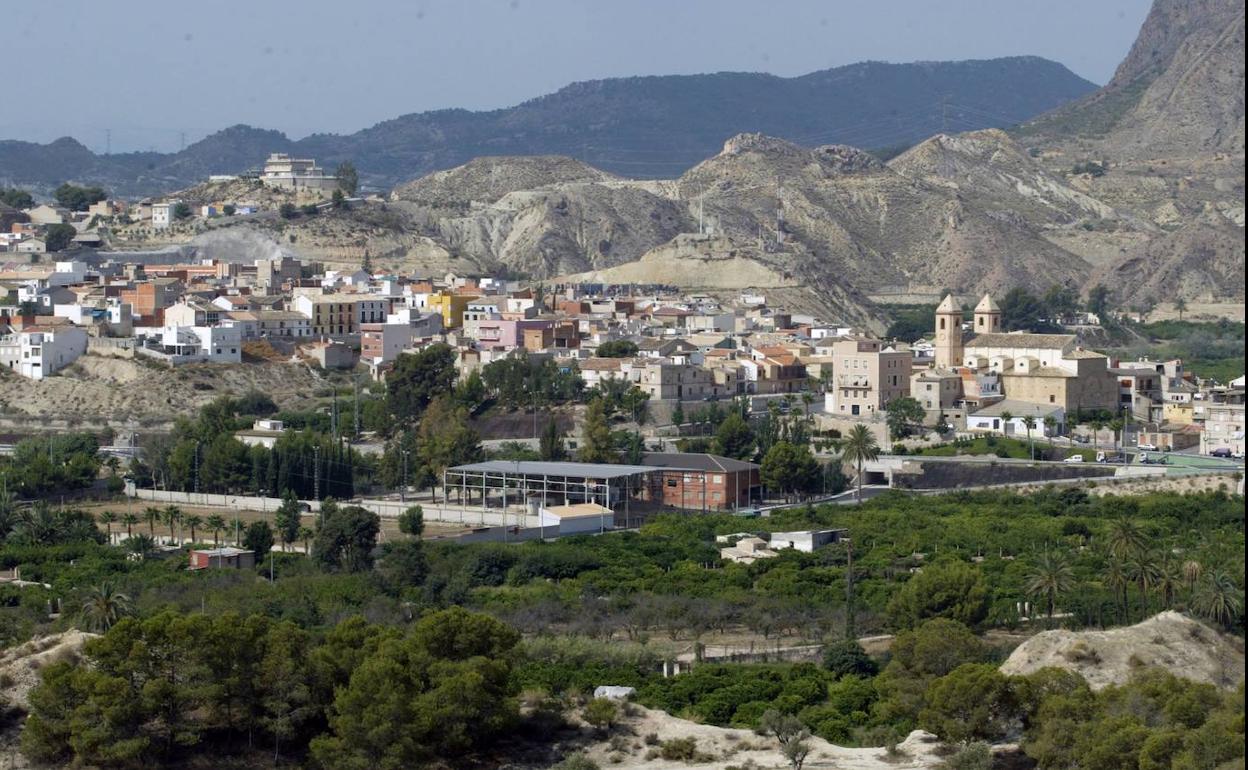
xmin=476 ymin=318 xmax=551 ymax=350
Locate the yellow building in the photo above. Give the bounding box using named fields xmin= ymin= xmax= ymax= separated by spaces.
xmin=1164 ymin=401 xmax=1195 ymax=425
xmin=426 ymin=291 xmax=472 ymax=329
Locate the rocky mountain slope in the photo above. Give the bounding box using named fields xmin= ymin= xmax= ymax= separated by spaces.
xmin=0 ymin=58 xmax=1095 ymax=196
xmin=1012 ymin=0 xmax=1245 ymax=305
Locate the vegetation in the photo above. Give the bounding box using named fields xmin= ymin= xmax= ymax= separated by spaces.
xmin=335 ymin=161 xmax=359 ymax=196
xmin=0 ymin=416 xmax=1241 ymax=767
xmin=0 ymin=187 xmax=34 ymax=209
xmin=53 ymin=183 xmax=106 ymax=212
xmin=1114 ymin=318 xmax=1245 ymax=384
xmin=44 ymin=222 xmax=77 ymax=252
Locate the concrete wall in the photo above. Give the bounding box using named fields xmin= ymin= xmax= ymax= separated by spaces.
xmin=890 ymin=460 xmax=1117 ymax=490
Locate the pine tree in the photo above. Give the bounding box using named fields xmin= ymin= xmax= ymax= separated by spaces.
xmin=577 ymin=399 xmax=615 ymax=464
xmin=539 ymin=416 xmax=566 ymax=461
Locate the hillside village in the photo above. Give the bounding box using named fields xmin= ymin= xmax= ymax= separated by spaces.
xmin=1 ymin=197 xmax=1243 ymax=463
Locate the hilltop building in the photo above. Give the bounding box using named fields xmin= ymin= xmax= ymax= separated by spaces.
xmin=260 ymin=153 xmax=338 ymax=197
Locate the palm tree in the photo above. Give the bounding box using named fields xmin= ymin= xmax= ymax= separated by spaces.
xmin=1106 ymin=518 xmax=1146 ymax=560
xmin=1109 ymin=417 xmax=1125 ymax=455
xmin=1000 ymin=410 xmax=1014 ymax=438
xmin=1192 ymin=570 xmax=1243 ymax=629
xmin=1043 ymin=415 xmax=1058 ymax=445
xmin=1155 ymin=553 xmax=1182 ymax=610
xmin=1183 ymin=559 xmax=1204 ymax=596
xmin=161 ymin=505 xmax=182 ymax=545
xmin=1089 ymin=419 xmax=1104 ymax=452
xmin=1024 ymin=550 xmax=1075 ymax=621
xmin=1104 ymin=557 xmax=1130 ymax=622
xmin=1126 ymin=552 xmax=1162 ymax=618
xmin=206 ymin=515 xmax=226 ymax=548
xmin=121 ymin=512 xmax=138 ymax=539
xmin=1174 ymin=297 xmax=1187 ymax=321
xmin=79 ymin=582 xmax=133 ymax=633
xmin=125 ymin=534 xmax=156 ymax=559
xmin=185 ymin=514 xmax=203 ymax=544
xmin=298 ymin=526 xmax=315 ymax=554
xmin=98 ymin=510 xmax=118 ymax=543
xmin=841 ymin=425 xmax=880 ymax=504
xmin=143 ymin=506 xmax=161 ymax=537
xmin=1021 ymin=415 xmax=1036 ymax=459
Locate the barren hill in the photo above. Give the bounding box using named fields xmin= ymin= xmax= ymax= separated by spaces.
xmin=999 ymin=612 xmax=1245 ymax=690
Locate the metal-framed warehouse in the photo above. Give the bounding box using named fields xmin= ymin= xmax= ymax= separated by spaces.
xmin=444 ymin=460 xmax=678 ymax=530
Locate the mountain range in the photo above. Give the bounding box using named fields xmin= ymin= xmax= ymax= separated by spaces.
xmin=181 ymin=0 xmax=1236 ymax=324
xmin=0 ymin=57 xmax=1095 ymax=196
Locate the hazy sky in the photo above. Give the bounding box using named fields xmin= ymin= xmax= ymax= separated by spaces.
xmin=7 ymin=0 xmax=1152 ymax=153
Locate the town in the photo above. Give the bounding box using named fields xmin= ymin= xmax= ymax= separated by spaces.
xmin=0 ymin=2 xmax=1244 ymax=768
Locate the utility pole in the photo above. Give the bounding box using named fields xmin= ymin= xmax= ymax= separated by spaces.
xmin=846 ymin=536 xmax=855 ymax=639
xmin=353 ymin=374 xmax=361 ymax=439
xmin=193 ymin=441 xmax=200 ymax=495
xmin=400 ymin=448 xmax=409 ymax=502
xmin=313 ymin=445 xmax=321 ymax=501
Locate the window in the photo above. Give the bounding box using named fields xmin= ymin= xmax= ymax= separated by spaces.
xmin=940 ymin=318 xmax=946 ymax=330
xmin=1049 ymin=394 xmax=1055 ymax=403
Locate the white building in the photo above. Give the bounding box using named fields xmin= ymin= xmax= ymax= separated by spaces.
xmin=1201 ymin=404 xmax=1245 ymax=457
xmin=235 ymin=419 xmax=288 ymax=449
xmin=966 ymin=399 xmax=1065 ymax=437
xmin=260 ymin=153 xmax=338 ymax=196
xmin=151 ymin=202 xmax=178 ymax=230
xmin=149 ymin=325 xmax=242 ymax=363
xmin=0 ymin=325 xmax=88 ymax=380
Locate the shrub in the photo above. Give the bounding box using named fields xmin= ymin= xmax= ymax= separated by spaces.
xmin=941 ymin=742 xmax=991 ymax=770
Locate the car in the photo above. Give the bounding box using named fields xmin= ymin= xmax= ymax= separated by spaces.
xmin=1137 ymin=442 xmax=1158 ymax=451
xmin=1073 ymin=434 xmax=1090 ymax=444
xmin=1210 ymin=448 xmax=1233 ymax=458
xmin=1062 ymin=455 xmax=1084 ymax=463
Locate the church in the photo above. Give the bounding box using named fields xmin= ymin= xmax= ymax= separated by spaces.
xmin=913 ymin=294 xmax=1120 ymax=434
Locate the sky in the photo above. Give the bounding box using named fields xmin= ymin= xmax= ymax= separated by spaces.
xmin=6 ymin=0 xmax=1153 ymax=153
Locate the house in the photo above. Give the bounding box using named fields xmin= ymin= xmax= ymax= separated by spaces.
xmin=768 ymin=529 xmax=847 ymax=552
xmin=966 ymin=399 xmax=1065 ymax=437
xmin=142 ymin=325 xmax=242 ymax=364
xmin=719 ymin=536 xmax=778 ymax=564
xmin=305 ymin=339 xmax=354 ymax=369
xmin=151 ymin=202 xmax=178 ymax=230
xmin=189 ymin=548 xmax=256 ymax=570
xmin=0 ymin=323 xmax=88 ymax=380
xmin=260 ymin=153 xmax=338 ymax=196
xmin=824 ymin=336 xmax=913 ymax=417
xmin=641 ymin=452 xmax=761 ymax=510
xmin=360 ymin=322 xmax=413 ymax=365
xmin=24 ymin=205 xmax=66 ymax=226
xmin=1201 ymin=404 xmax=1244 ymax=457
xmin=164 ymin=299 xmax=222 ymax=328
xmin=16 ymin=237 xmax=47 ymax=253
xmin=235 ymin=419 xmax=288 ymax=449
